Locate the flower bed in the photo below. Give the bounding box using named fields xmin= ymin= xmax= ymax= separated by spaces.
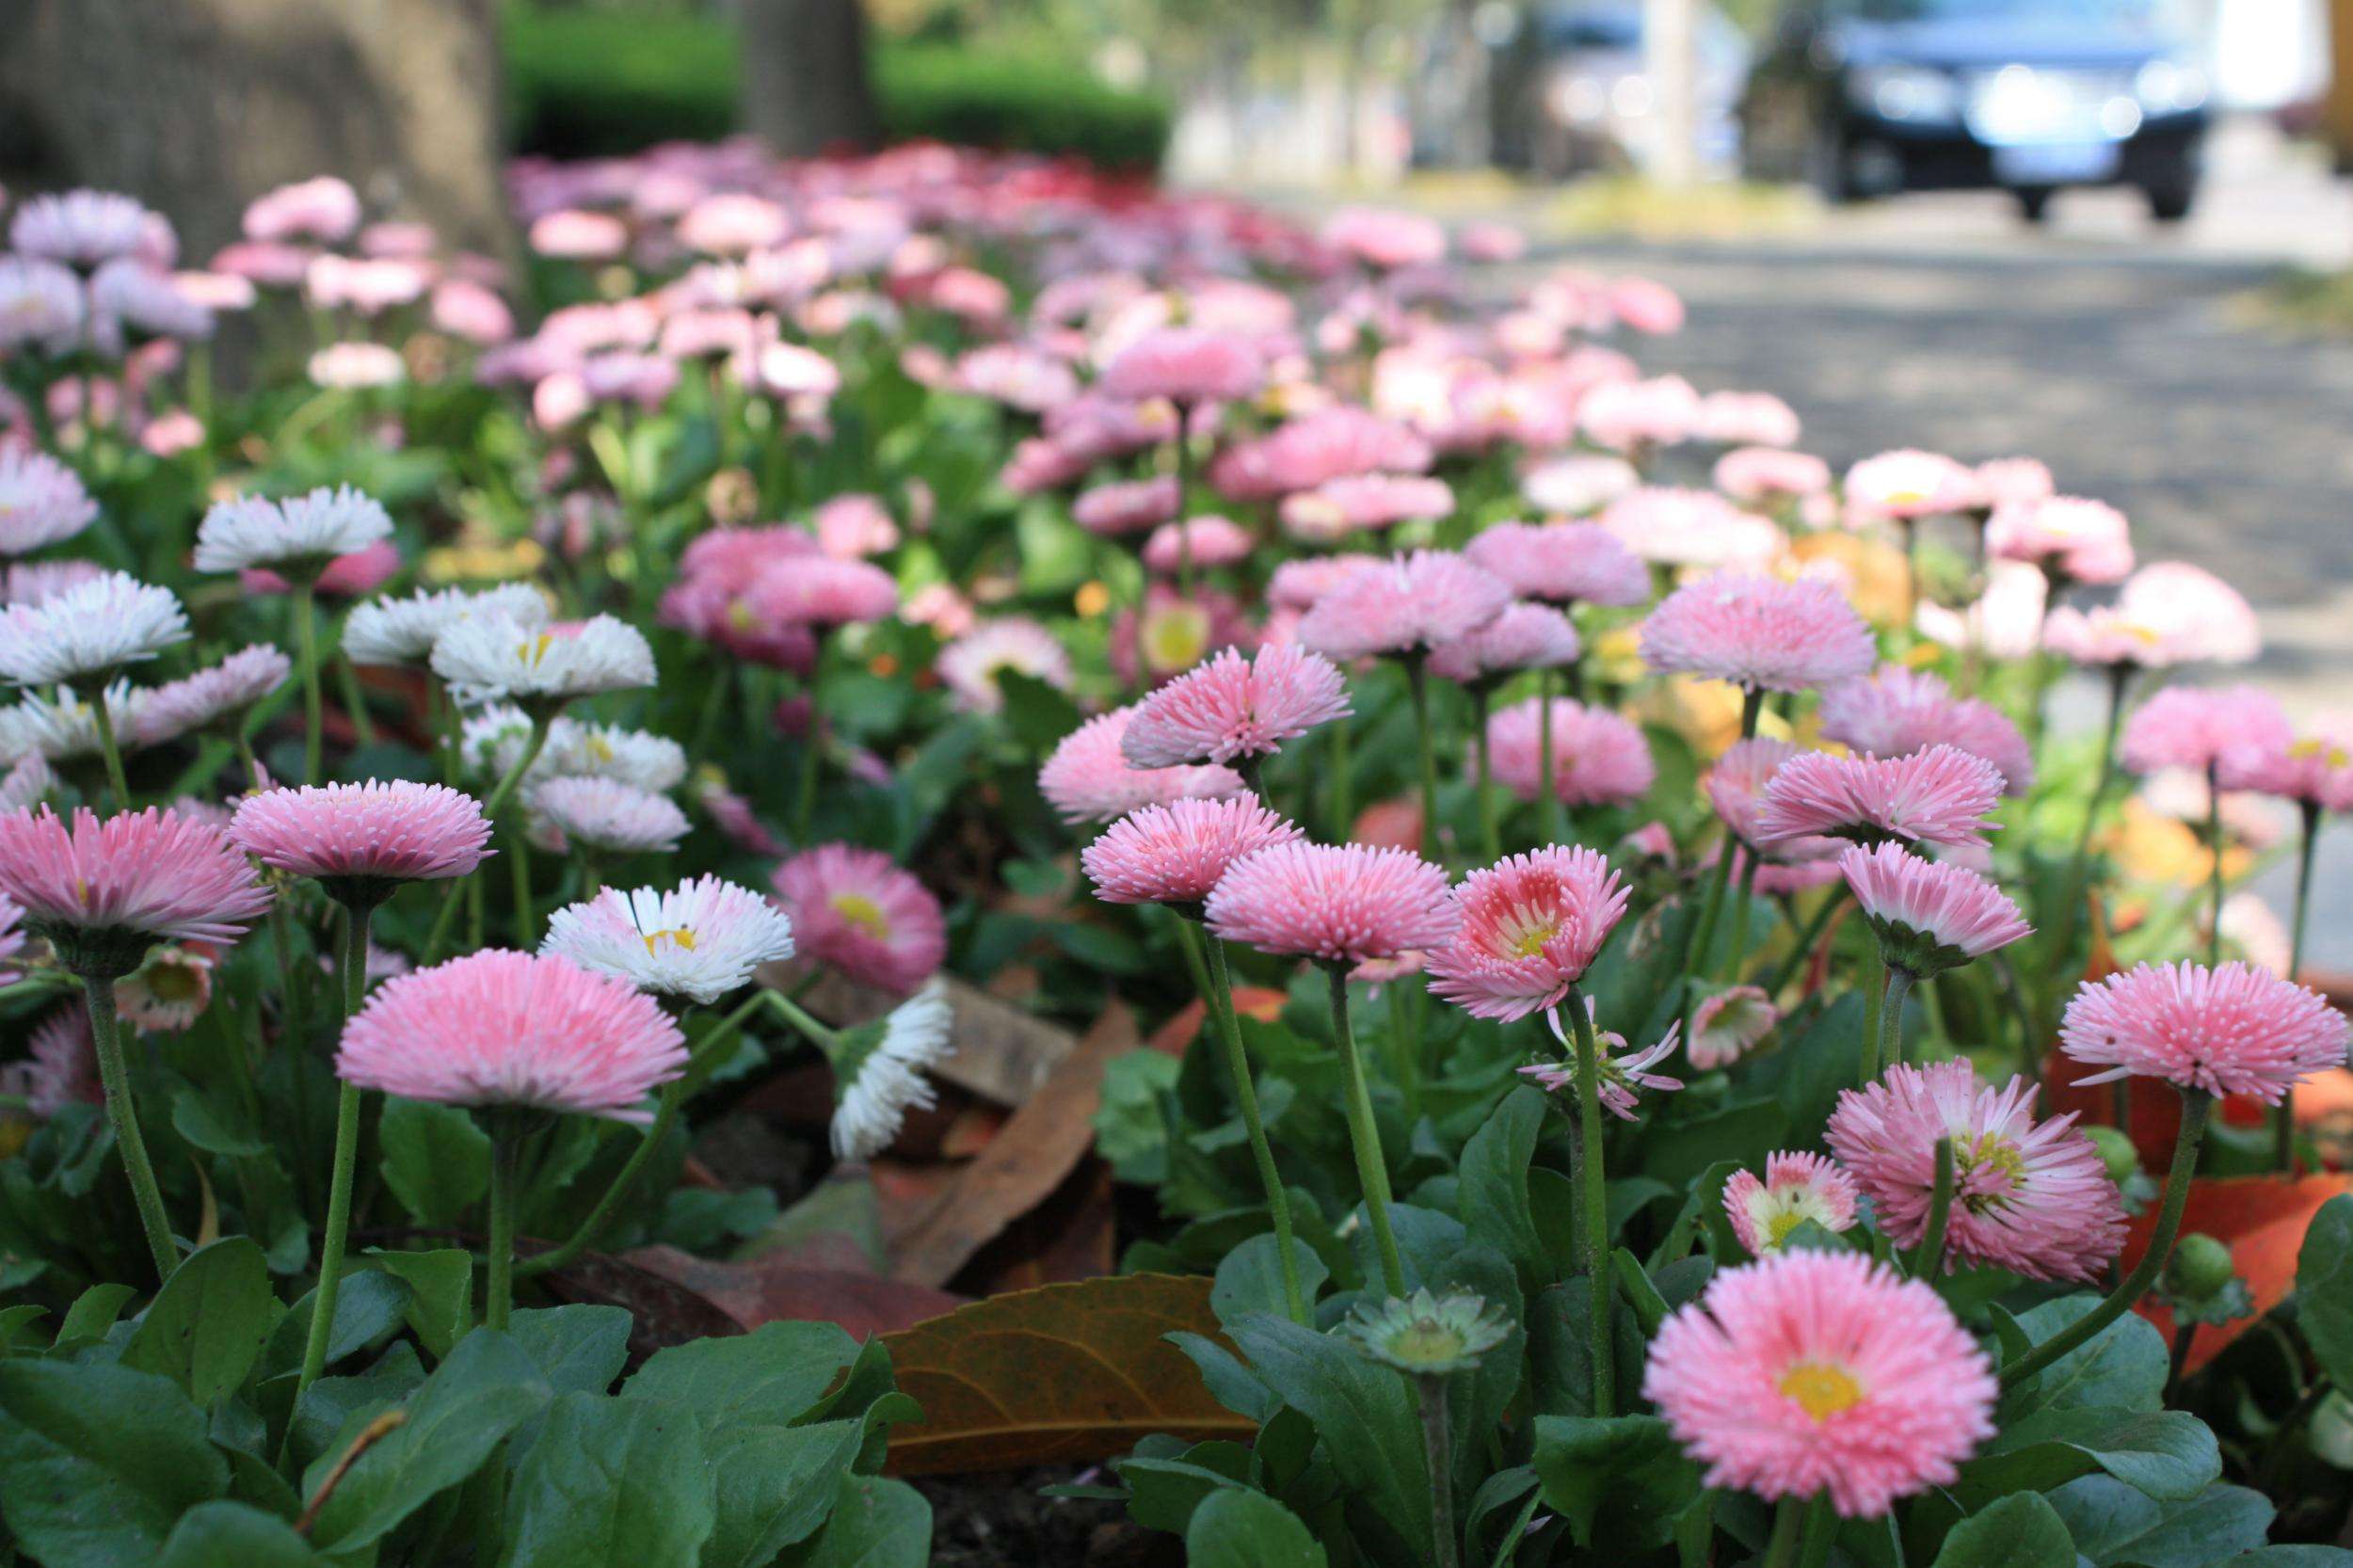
xmin=0 ymin=152 xmax=2347 ymax=1567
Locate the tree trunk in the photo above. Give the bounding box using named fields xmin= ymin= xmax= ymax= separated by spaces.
xmin=740 ymin=0 xmax=880 ymax=158
xmin=0 ymin=0 xmax=511 ymax=262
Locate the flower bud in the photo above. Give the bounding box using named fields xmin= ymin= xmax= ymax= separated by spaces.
xmin=2166 ymin=1232 xmax=2235 ymax=1302
xmin=2086 ymin=1125 xmax=2139 ymax=1185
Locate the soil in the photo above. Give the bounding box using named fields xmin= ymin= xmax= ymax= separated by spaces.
xmin=917 ymin=1468 xmax=1184 ymax=1568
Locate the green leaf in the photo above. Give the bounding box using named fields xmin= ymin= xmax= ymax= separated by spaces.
xmin=0 ymin=1301 xmax=49 ymax=1352
xmin=1112 ymin=1453 xmax=1253 ymax=1535
xmin=1457 ymin=1087 xmax=1550 ymax=1286
xmin=168 ymin=1090 xmax=269 ymax=1160
xmin=703 ymin=1420 xmax=864 ymax=1568
xmin=506 ymin=1304 xmax=632 ymax=1396
xmin=1644 ymin=1100 xmax=1789 ymax=1190
xmin=121 ymin=1238 xmax=280 ymax=1406
xmin=1210 ymin=1235 xmax=1329 ymax=1329
xmin=2297 ymin=1194 xmax=2353 ymax=1391
xmin=1929 ymin=1493 xmax=2073 ymax=1568
xmin=262 ymin=1266 xmax=412 ymax=1384
xmin=996 ymin=670 xmax=1084 ymax=754
xmin=2045 ymin=1476 xmax=2274 ymax=1568
xmin=1185 ymin=1489 xmax=1329 ymax=1568
xmin=0 ymin=1359 xmax=230 ymax=1568
xmin=1960 ymin=1406 xmax=2220 ymax=1505
xmin=779 ymin=1474 xmax=932 ymax=1568
xmin=53 ymin=1282 xmax=139 ymax=1352
xmin=1529 ymin=1414 xmax=1703 ymax=1550
xmin=1226 ymin=1313 xmax=1432 ymax=1560
xmin=2004 ymin=1295 xmax=2169 ymax=1416
xmin=286 ymin=1342 xmax=424 ymax=1474
xmin=502 ymin=1391 xmax=715 ymax=1568
xmin=301 ymin=1328 xmax=552 ymax=1553
xmin=376 ymin=1099 xmax=490 ymax=1228
xmin=2221 ymin=1551 xmax=2353 ymax=1565
xmin=152 ymin=1501 xmax=322 ymax=1568
xmin=367 ymin=1248 xmax=472 ymax=1361
xmin=623 ymin=1320 xmax=861 ymax=1428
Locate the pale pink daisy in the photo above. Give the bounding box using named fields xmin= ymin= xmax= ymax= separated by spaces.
xmin=1828 ymin=1061 xmax=2124 ymax=1281
xmin=1714 ymin=448 xmax=1831 ymax=504
xmin=1142 ymin=516 xmax=1255 ymax=576
xmin=129 ymin=645 xmax=291 ymax=745
xmin=11 ymin=190 xmax=159 ymax=269
xmin=337 ymin=949 xmax=686 ymax=1123
xmin=1705 ymin=738 xmax=1802 ymax=845
xmin=541 ymin=875 xmax=797 ymax=1005
xmin=1210 ymin=408 xmax=1433 ymax=501
xmin=1279 ymin=474 xmax=1454 ymax=541
xmin=0 ymin=449 xmax=98 ymax=555
xmin=1755 ymin=745 xmax=2005 ymax=850
xmin=1689 ymin=985 xmax=1780 ymax=1070
xmin=2217 ymin=718 xmax=2353 ymax=812
xmin=1839 ymin=843 xmax=2029 ymax=977
xmin=1081 ymin=797 xmax=1305 ymax=911
xmin=1464 ymin=521 xmax=1650 ymax=608
xmin=531 ymin=776 xmax=690 ymax=857
xmin=1427 ymin=602 xmax=1581 ymax=685
xmin=2121 ymin=684 xmax=2292 ymax=778
xmin=431 ymin=614 xmax=656 ymax=707
xmin=1844 ymin=449 xmax=1980 ymax=522
xmin=1266 ymin=554 xmax=1382 ymax=612
xmin=114 ymin=944 xmax=217 ymax=1033
xmin=1038 ymin=706 xmax=1244 ymax=824
xmin=1697 ymin=391 xmax=1801 ymax=449
xmin=308 ymin=343 xmax=405 ymax=390
xmin=243 ymin=176 xmax=362 ymax=244
xmin=1205 ymin=841 xmax=1458 ymax=966
xmin=1425 ymin=846 xmax=1629 ymax=1021
xmin=1321 ymin=207 xmax=1448 ymax=271
xmin=0 ymin=257 xmax=87 ymax=357
xmin=1579 ymin=375 xmax=1702 ymax=452
xmin=1819 ymin=666 xmax=2035 ymax=795
xmin=1099 ymin=327 xmax=1265 ymax=406
xmin=812 ymin=494 xmax=901 ymax=559
xmin=2114 ymin=562 xmax=2261 ymax=665
xmin=1483 ymin=697 xmax=1657 ymax=808
xmin=0 ymin=806 xmax=271 ymax=969
xmin=2061 ymin=960 xmax=2349 ymax=1104
xmin=746 ymin=556 xmax=899 ymax=628
xmin=1518 ymin=454 xmax=1641 ymax=517
xmin=194 ymin=485 xmax=393 ymax=576
xmin=1640 ymin=573 xmax=1876 ymax=694
xmin=24 ymin=1006 xmax=100 ymax=1116
xmin=1122 ymin=643 xmax=1352 ymax=770
xmin=1973 ymin=456 xmax=2055 ymax=511
xmin=936 ymin=617 xmax=1076 ymax=714
xmin=1986 ymin=496 xmax=2133 ymax=585
xmin=1073 ymin=475 xmax=1180 ymax=538
xmin=1643 ymin=1248 xmax=1995 ymax=1517
xmin=1296 ymin=551 xmax=1511 ymax=663
xmin=1723 ymin=1152 xmax=1858 ymax=1255
xmin=232 ymin=779 xmax=490 ymax=896
xmin=1521 ymin=1000 xmax=1684 ymax=1119
xmin=1608 ymin=278 xmax=1687 ymax=335
xmin=772 ymin=842 xmax=947 ymax=996
xmin=1601 ymin=488 xmax=1784 ymax=569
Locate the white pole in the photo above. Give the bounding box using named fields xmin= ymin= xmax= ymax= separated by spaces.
xmin=1647 ymin=0 xmax=1701 ymax=187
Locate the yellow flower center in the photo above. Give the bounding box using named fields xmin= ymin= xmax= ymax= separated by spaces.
xmin=641 ymin=926 xmax=697 ymax=954
xmin=1955 ymin=1130 xmax=2026 ymax=1212
xmin=1501 ymin=913 xmax=1561 ymax=960
xmin=587 ymin=733 xmax=616 ymax=764
xmin=1779 ymin=1362 xmax=1864 ymax=1421
xmin=2290 ymin=737 xmax=2351 ymax=768
xmin=829 ymin=892 xmax=891 ymax=939
xmin=1765 ymin=1207 xmax=1810 ymax=1247
xmin=1144 ymin=605 xmax=1211 ymax=672
xmin=146 ymin=961 xmax=206 ymax=1003
xmin=517 ymin=632 xmax=556 ymax=666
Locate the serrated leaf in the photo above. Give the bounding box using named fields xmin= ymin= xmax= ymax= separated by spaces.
xmin=883 ymin=1274 xmax=1255 ymax=1475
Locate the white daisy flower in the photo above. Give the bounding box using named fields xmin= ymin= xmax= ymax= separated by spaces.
xmin=193 ymin=485 xmax=393 ymax=575
xmin=0 ymin=571 xmax=186 ymax=687
xmin=830 ymin=979 xmax=953 ymax=1160
xmin=431 ymin=613 xmax=655 ymax=708
xmin=129 ymin=645 xmax=290 ymax=745
xmin=0 ymin=257 xmax=87 ymax=355
xmin=344 ymin=583 xmax=552 ymax=668
xmin=0 ymin=752 xmax=55 ymax=809
xmin=10 ymin=190 xmax=159 ymax=269
xmin=540 ymin=875 xmax=796 ymax=1005
xmin=0 ymin=449 xmax=98 ymax=556
xmin=540 ymin=718 xmax=689 ymax=793
xmin=530 ymin=776 xmax=689 ymax=856
xmin=0 ymin=681 xmax=146 ymax=764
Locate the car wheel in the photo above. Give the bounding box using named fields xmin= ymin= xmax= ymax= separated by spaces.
xmin=2013 ymin=185 xmax=2055 ymax=223
xmin=2143 ymin=179 xmax=2197 ymax=222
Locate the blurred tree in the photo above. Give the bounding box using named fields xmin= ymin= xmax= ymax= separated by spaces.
xmin=742 ymin=0 xmax=882 ymax=152
xmin=0 ymin=0 xmax=511 ymax=258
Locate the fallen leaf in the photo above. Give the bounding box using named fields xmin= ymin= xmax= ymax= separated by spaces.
xmin=939 ymin=1103 xmax=1007 ymax=1160
xmin=622 ymin=1244 xmax=965 ymax=1341
xmin=885 ymin=1003 xmax=1137 ymax=1288
xmin=881 ymin=1273 xmax=1255 ymax=1475
xmin=1143 ymin=986 xmax=1287 ymax=1059
xmin=950 ymin=1158 xmax=1116 ymax=1296
xmin=536 ymin=1246 xmax=747 ymax=1359
xmin=770 ymin=966 xmax=1082 ymax=1106
xmin=2125 ymin=1174 xmax=2353 ymax=1375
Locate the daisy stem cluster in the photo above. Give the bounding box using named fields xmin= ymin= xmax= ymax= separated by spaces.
xmin=79 ymin=969 xmax=179 ymax=1282
xmin=296 ymin=888 xmax=387 ymax=1400
xmin=1325 ymin=962 xmax=1406 ymax=1299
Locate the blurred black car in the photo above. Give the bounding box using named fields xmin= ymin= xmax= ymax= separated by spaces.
xmin=1738 ymin=0 xmax=2212 ymax=220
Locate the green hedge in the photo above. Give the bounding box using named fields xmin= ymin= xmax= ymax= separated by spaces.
xmin=503 ymin=6 xmax=1170 ymax=169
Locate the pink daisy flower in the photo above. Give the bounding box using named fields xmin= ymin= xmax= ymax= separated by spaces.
xmin=1122 ymin=644 xmax=1352 ymax=770
xmin=1705 ymin=738 xmax=1802 ymax=845
xmin=1689 ymin=985 xmax=1780 ymax=1070
xmin=1279 ymin=474 xmax=1454 ymax=541
xmin=1754 ymin=745 xmax=2005 ymax=850
xmin=2217 ymin=718 xmax=2353 ymax=813
xmin=1601 ymin=488 xmax=1784 ymax=570
xmin=1520 ymin=1000 xmax=1683 ymax=1119
xmin=1081 ymin=797 xmax=1305 ymax=911
xmin=746 ymin=556 xmax=900 ymax=628
xmin=1723 ymin=1152 xmax=1858 ymax=1255
xmin=1427 ymin=602 xmax=1582 ymax=686
xmin=23 ymin=1005 xmax=100 ymax=1116
xmin=0 ymin=449 xmax=98 ymax=556
xmin=1321 ymin=206 xmax=1448 ymax=271
xmin=1098 ymin=326 xmax=1265 ymax=406
xmin=1142 ymin=516 xmax=1256 ymax=576
xmin=1819 ymin=666 xmax=2035 ymax=795
xmin=1210 ymin=408 xmax=1432 ymax=502
xmin=129 ymin=644 xmax=292 ymax=746
xmin=2061 ymin=960 xmax=2349 ymax=1104
xmin=1828 ymin=1061 xmax=2125 ymax=1283
xmin=1640 ymin=573 xmax=1877 ymax=695
xmin=2114 ymin=561 xmax=2261 ymax=666
xmin=936 ymin=618 xmax=1076 ymax=714
xmin=1425 ymin=846 xmax=1630 ymax=1021
xmin=1073 ymin=475 xmax=1181 ymax=538
xmin=0 ymin=806 xmax=271 ymax=971
xmin=771 ymin=842 xmax=948 ymax=996
xmin=531 ymin=777 xmax=691 ymax=856
xmin=2121 ymin=684 xmax=2292 ymax=778
xmin=1266 ymin=553 xmax=1382 ymax=613
xmin=1037 ymin=706 xmax=1245 ymax=824
xmin=1295 ymin=551 xmax=1511 ymax=664
xmin=1714 ymin=448 xmax=1832 ymax=504
xmin=1518 ymin=455 xmax=1640 ymax=517
xmin=1579 ymin=375 xmax=1702 ymax=452
xmin=1482 ymin=696 xmax=1657 ymax=808
xmin=1985 ymin=496 xmax=2133 ymax=585
xmin=1844 ymin=449 xmax=1981 ymax=522
xmin=1974 ymin=456 xmax=2055 ymax=510
xmin=1838 ymin=843 xmax=2030 ymax=978
xmin=232 ymin=781 xmax=491 ymax=899
xmin=336 ymin=949 xmax=686 ymax=1123
xmin=1643 ymin=1249 xmax=1995 ymax=1517
xmin=1204 ymin=840 xmax=1458 ymax=966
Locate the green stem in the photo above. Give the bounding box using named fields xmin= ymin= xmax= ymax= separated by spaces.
xmin=1562 ymin=986 xmax=1614 ymax=1417
xmin=294 ymin=583 xmax=325 ymax=784
xmin=1880 ymin=967 xmax=1915 ymax=1073
xmin=2204 ymin=760 xmax=2224 ymax=967
xmin=2048 ymin=664 xmax=2130 ymax=983
xmin=1537 ymin=669 xmax=1560 ymax=845
xmin=1485 ymin=1487 xmax=1545 ymax=1568
xmin=486 ymin=1122 xmax=521 ymax=1332
xmin=423 ymin=713 xmax=551 ymax=965
xmin=81 ymin=970 xmax=178 ymax=1282
xmin=1762 ymin=1495 xmax=1805 ymax=1568
xmin=1796 ymin=1496 xmax=1837 ymax=1568
xmin=1721 ymin=844 xmax=1762 ymax=983
xmin=1405 ymin=655 xmax=1443 ymax=861
xmin=86 ymin=687 xmax=133 ymax=809
xmin=1909 ymin=1135 xmax=1953 ymax=1279
xmin=1416 ymin=1373 xmax=1461 ymax=1568
xmin=296 ymin=899 xmax=377 ymax=1396
xmin=2277 ymin=801 xmax=2321 ymax=1174
xmin=1859 ymin=950 xmax=1888 ymax=1085
xmin=335 ymin=656 xmax=376 ymax=748
xmin=1172 ymin=417 xmax=1195 ymax=600
xmin=508 ymin=829 xmax=536 ymax=948
xmin=1326 ymin=964 xmax=1405 ymax=1297
xmin=1328 ymin=714 xmax=1354 ymax=842
xmin=793 ymin=630 xmax=829 ymax=845
xmin=1472 ymin=686 xmax=1499 ymax=864
xmin=1185 ymin=922 xmax=1308 ymax=1325
xmin=2003 ymin=1089 xmax=2212 ymax=1385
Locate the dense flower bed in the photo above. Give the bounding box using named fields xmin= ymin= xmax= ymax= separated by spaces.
xmin=0 ymin=146 xmax=2348 ymax=1567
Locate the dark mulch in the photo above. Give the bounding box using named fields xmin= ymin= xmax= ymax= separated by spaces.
xmin=916 ymin=1468 xmax=1183 ymax=1568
